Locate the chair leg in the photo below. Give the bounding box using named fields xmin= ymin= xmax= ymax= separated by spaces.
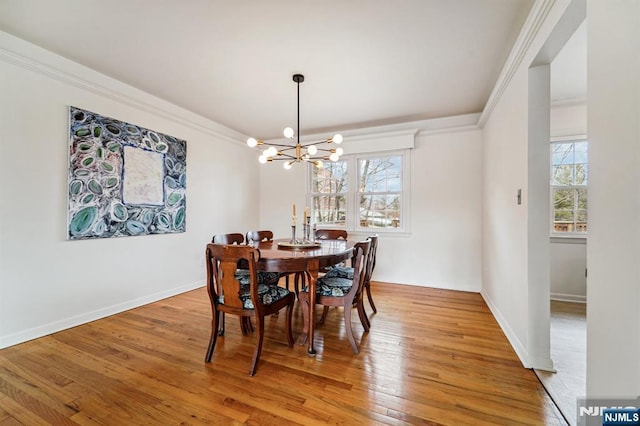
xmin=357 ymin=298 xmax=370 ymax=332
xmin=299 ymin=293 xmax=310 ymax=336
xmin=294 ymin=272 xmax=305 ymax=299
xmin=319 ymin=306 xmax=330 ymax=324
xmin=285 ymin=297 xmax=295 ymax=347
xmin=218 ymin=312 xmax=225 ymax=336
xmin=343 ymin=304 xmax=359 ymax=354
xmin=366 ymin=282 xmax=377 ymax=313
xmin=249 ymin=315 xmax=265 ymax=376
xmin=205 ymin=310 xmax=220 ymax=362
xmin=285 ymin=274 xmax=290 ymax=290
xmin=240 ymin=316 xmax=253 ymax=335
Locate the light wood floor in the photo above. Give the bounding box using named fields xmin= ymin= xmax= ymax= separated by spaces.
xmin=535 ymin=301 xmax=586 ymax=426
xmin=0 ymin=282 xmax=566 ymax=425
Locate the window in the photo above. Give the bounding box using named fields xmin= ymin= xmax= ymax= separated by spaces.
xmin=358 ymin=156 xmax=402 ymax=228
xmin=551 ymin=139 xmax=587 ymax=233
xmin=309 ymin=150 xmax=408 ymax=232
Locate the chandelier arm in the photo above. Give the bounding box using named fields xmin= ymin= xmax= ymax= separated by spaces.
xmin=299 ymin=139 xmax=332 ymax=147
xmin=267 ymin=156 xmax=297 ymax=162
xmin=266 ymin=143 xmax=299 ymax=149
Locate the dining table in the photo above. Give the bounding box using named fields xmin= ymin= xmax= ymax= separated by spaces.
xmin=247 ymin=238 xmax=355 ymax=355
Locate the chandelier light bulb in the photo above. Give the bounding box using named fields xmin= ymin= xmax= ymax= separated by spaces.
xmin=259 ymin=155 xmax=267 ymax=164
xmin=333 ymin=134 xmax=343 ymax=144
xmin=329 ymin=152 xmax=340 ymax=162
xmin=283 ymin=127 xmax=294 ymax=139
xmin=307 ymin=145 xmax=318 ymax=155
xmin=336 ymin=147 xmax=344 ymax=156
xmin=315 ymin=160 xmax=324 ymax=169
xmin=283 ymin=161 xmax=293 ymax=170
xmin=247 ymin=137 xmax=258 ymax=148
xmin=266 ymin=146 xmax=278 ymax=157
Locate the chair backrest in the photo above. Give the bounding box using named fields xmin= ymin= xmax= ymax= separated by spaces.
xmin=246 ymin=230 xmax=274 ymax=243
xmin=347 ymin=239 xmax=371 ymax=298
xmin=206 ymin=243 xmax=260 ymax=310
xmin=212 ymin=233 xmax=244 ymax=245
xmin=364 ymin=234 xmax=378 ymax=283
xmin=315 ymin=229 xmax=348 ymax=240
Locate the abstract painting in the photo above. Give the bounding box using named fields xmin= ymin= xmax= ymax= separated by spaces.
xmin=67 ymin=106 xmax=187 ymax=240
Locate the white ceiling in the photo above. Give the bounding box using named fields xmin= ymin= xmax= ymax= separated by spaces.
xmin=0 ymin=1 xmax=584 ymax=140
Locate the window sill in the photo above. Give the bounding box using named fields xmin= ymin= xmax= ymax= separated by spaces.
xmin=349 ymin=229 xmax=411 ymax=238
xmin=550 ymin=235 xmax=587 ymax=244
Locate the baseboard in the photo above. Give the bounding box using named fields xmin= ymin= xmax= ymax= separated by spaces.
xmin=551 ymin=293 xmax=586 ymax=303
xmin=0 ymin=281 xmax=204 ymax=349
xmin=480 ymin=290 xmax=531 ymax=368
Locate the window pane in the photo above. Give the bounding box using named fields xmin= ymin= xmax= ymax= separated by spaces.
xmin=552 ymin=165 xmax=574 ymax=185
xmin=574 ymin=141 xmax=588 ymax=163
xmin=554 ymin=188 xmax=574 ymax=210
xmin=552 ymin=143 xmax=574 ymax=165
xmin=576 ymin=188 xmax=587 ymax=209
xmin=360 ymin=194 xmax=400 ymax=228
xmin=312 ymin=160 xmax=347 ymax=194
xmin=312 ymin=195 xmax=346 ymax=225
xmin=575 ymin=163 xmax=588 ymax=185
xmin=359 ymin=156 xmax=401 ymax=193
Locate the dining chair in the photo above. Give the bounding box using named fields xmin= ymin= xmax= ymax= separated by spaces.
xmin=204 ymin=243 xmax=295 ymax=376
xmin=246 ymin=230 xmax=301 ymax=294
xmin=314 ymin=229 xmax=349 ymax=275
xmin=323 ymin=234 xmax=379 ymax=329
xmin=298 ymin=239 xmax=370 ymax=354
xmin=211 ymin=233 xmax=280 ymax=335
xmin=314 ymin=229 xmax=348 ymax=240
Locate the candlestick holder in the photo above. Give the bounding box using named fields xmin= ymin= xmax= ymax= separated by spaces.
xmin=305 ymin=217 xmax=311 ymax=242
xmin=290 ymin=225 xmax=297 ymax=244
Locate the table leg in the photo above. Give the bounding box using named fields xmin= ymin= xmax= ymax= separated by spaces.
xmin=307 ymin=258 xmax=319 ymax=355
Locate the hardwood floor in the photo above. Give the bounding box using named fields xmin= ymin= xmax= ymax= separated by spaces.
xmin=0 ymin=282 xmax=566 ymax=425
xmin=535 ymin=301 xmax=586 ymax=426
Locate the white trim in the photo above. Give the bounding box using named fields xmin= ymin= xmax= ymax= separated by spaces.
xmin=0 ymin=30 xmax=245 ymax=146
xmin=550 ymin=235 xmax=587 ymax=242
xmin=266 ymin=113 xmax=480 ymax=147
xmin=478 ymin=0 xmax=557 ymax=127
xmin=550 ymin=134 xmax=587 ymax=143
xmin=0 ymin=281 xmax=204 ymax=349
xmin=551 ymin=293 xmax=587 ymax=303
xmin=480 ymin=290 xmax=531 ymax=368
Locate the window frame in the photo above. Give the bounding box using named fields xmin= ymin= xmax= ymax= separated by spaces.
xmin=307 ymin=149 xmax=410 ymax=235
xmin=550 ymin=136 xmax=588 ymax=237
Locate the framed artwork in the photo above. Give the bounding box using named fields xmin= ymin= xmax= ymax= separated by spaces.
xmin=67 ymin=106 xmax=187 ymax=240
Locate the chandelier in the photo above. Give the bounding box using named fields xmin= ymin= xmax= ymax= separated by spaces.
xmin=246 ymin=74 xmax=343 ymax=170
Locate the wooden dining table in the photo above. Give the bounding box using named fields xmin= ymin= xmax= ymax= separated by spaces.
xmin=247 ymin=238 xmax=355 ymax=355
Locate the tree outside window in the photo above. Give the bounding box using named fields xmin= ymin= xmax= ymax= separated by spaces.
xmin=551 ymin=140 xmax=587 ymax=233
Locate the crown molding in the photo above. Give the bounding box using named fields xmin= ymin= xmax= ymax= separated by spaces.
xmin=265 ymin=112 xmax=481 ymax=146
xmin=0 ymin=31 xmax=245 ymax=146
xmin=477 ymin=0 xmax=557 ymax=128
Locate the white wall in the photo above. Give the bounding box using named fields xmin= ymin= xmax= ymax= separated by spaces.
xmin=258 ymin=126 xmax=483 ymax=292
xmin=479 ymin=0 xmax=575 ymax=367
xmin=481 ymin=68 xmax=531 ymax=362
xmin=550 ymin=238 xmax=586 ymax=301
xmin=586 ymin=0 xmax=640 ymax=397
xmin=0 ymin=32 xmax=259 ymax=348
